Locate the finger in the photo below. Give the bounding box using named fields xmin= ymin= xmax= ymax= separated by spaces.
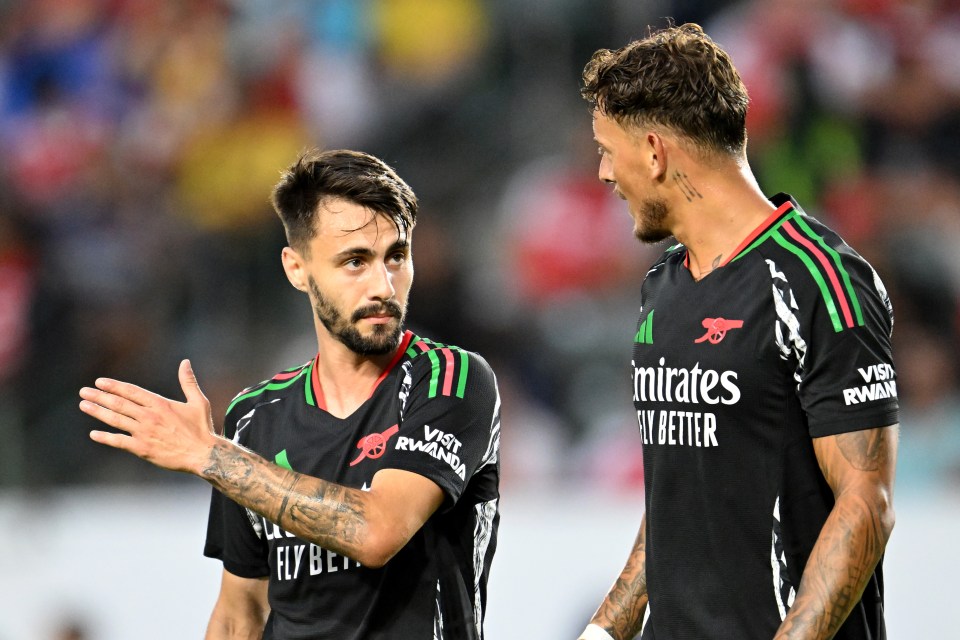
xmin=89 ymin=429 xmax=140 ymax=454
xmin=80 ymin=386 xmax=147 ymax=424
xmin=178 ymin=359 xmax=209 ymax=405
xmin=78 ymin=397 xmax=140 ymax=434
xmin=93 ymin=377 xmax=160 ymax=408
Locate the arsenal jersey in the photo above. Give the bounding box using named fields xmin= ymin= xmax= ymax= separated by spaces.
xmin=632 ymin=194 xmax=897 ymax=640
xmin=204 ymin=331 xmax=501 ymax=640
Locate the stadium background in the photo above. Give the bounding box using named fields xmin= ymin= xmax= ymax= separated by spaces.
xmin=1 ymin=0 xmax=958 ymax=637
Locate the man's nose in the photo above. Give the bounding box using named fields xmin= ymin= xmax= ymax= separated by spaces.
xmin=369 ymin=261 xmax=396 ymax=300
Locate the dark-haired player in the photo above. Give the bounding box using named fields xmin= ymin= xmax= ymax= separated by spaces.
xmin=80 ymin=149 xmax=501 ymax=640
xmin=577 ymin=24 xmax=898 ymax=640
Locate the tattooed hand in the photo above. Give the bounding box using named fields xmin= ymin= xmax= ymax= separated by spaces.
xmin=79 ymin=360 xmax=446 ymax=568
xmin=79 ymin=359 xmax=219 ymax=476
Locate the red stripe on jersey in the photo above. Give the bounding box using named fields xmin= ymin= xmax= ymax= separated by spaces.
xmin=311 ymin=331 xmax=415 ymax=409
xmin=369 ymin=331 xmax=414 ymax=399
xmin=441 ymin=348 xmax=455 ymax=396
xmin=782 ymin=221 xmax=855 ymax=328
xmin=273 ymin=369 xmax=302 ymax=382
xmin=311 ymin=354 xmax=326 ymax=410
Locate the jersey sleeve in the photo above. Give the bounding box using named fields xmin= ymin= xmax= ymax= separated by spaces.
xmin=203 ymin=404 xmax=270 ymax=578
xmin=796 ymin=251 xmax=900 ymax=437
xmin=381 ymin=348 xmax=500 ymax=510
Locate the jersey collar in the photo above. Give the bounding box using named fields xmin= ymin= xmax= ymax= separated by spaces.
xmin=681 ymin=193 xmax=800 ymax=270
xmin=721 ymin=194 xmax=797 ymax=266
xmin=306 ymin=330 xmax=415 ymax=411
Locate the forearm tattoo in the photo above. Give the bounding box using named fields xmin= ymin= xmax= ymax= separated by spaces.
xmin=775 ymin=428 xmax=896 ymax=639
xmin=592 ymin=523 xmax=649 ymax=640
xmin=673 ymin=170 xmax=703 ymax=202
xmin=203 ymin=441 xmax=368 ymax=557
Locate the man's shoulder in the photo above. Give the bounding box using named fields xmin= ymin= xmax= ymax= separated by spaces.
xmin=739 ymin=202 xmax=891 ymax=334
xmin=402 ymin=335 xmax=493 ymax=372
xmin=225 ymin=360 xmax=313 ymax=418
xmin=400 ymin=334 xmax=497 ymax=401
xmin=743 ymin=197 xmax=872 ymax=275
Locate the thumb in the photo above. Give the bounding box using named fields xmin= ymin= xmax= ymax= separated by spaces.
xmin=179 ymin=358 xmax=207 ymax=404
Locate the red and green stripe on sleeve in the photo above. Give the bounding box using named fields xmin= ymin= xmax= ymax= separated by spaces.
xmin=728 ymin=202 xmax=864 ymax=332
xmin=226 ymin=363 xmax=311 ymax=415
xmin=405 ymin=335 xmax=471 ymax=399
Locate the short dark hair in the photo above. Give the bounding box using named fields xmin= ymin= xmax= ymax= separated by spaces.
xmin=271 ymin=149 xmax=418 ymax=254
xmin=581 ymin=23 xmax=749 ymax=155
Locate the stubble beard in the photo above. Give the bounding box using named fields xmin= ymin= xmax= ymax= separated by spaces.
xmin=308 ymin=276 xmax=405 ymax=356
xmin=634 ymin=197 xmax=671 ymax=244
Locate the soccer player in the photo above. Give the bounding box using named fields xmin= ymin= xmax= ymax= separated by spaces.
xmin=79 ymin=149 xmax=501 ymax=640
xmin=576 ymin=24 xmax=898 ymax=640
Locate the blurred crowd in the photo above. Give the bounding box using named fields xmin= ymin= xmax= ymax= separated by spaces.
xmin=1 ymin=0 xmax=958 ymax=496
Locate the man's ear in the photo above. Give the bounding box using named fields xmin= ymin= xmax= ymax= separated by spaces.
xmin=281 ymin=246 xmax=308 ymax=292
xmin=646 ymin=131 xmax=668 ymax=181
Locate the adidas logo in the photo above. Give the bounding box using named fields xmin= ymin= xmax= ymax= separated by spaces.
xmin=635 ymin=309 xmax=654 ymax=344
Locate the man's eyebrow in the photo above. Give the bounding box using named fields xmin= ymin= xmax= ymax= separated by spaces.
xmin=333 ymin=246 xmax=376 ymax=261
xmin=332 ymin=240 xmax=409 ymax=262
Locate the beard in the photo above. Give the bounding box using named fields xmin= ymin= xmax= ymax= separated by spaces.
xmin=308 ymin=276 xmax=405 ymax=356
xmin=634 ymin=197 xmax=671 ymax=244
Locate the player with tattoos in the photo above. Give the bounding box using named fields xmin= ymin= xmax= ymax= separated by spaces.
xmin=578 ymin=23 xmax=898 ymax=640
xmin=79 ymin=149 xmax=501 ymax=639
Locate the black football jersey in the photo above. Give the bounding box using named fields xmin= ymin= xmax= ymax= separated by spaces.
xmin=204 ymin=331 xmax=501 ymax=640
xmin=632 ymin=194 xmax=897 ymax=640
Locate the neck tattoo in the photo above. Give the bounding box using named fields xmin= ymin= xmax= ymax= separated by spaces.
xmin=695 ymin=254 xmax=723 ymax=280
xmin=673 ymin=170 xmax=704 ymax=203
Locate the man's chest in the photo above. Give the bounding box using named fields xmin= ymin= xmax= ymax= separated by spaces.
xmin=631 ymin=264 xmax=795 ymax=453
xmin=239 ymin=396 xmax=403 ymax=487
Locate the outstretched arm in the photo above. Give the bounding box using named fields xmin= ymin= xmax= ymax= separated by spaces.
xmin=773 ymin=425 xmax=898 ymax=640
xmin=79 ymin=360 xmax=444 ymax=569
xmin=579 ymin=513 xmax=648 ymax=640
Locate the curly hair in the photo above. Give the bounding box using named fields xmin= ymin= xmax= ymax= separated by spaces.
xmin=581 ymin=23 xmax=749 ymax=155
xmin=271 ymin=149 xmax=418 ymax=255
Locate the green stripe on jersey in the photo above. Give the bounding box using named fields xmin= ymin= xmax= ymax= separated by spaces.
xmin=426 ymin=349 xmax=442 ymax=398
xmin=226 ymin=367 xmax=308 ymax=414
xmin=791 ymin=215 xmax=864 ymax=326
xmin=304 ymin=359 xmax=316 ymax=407
xmin=771 ymin=230 xmax=844 ymax=332
xmin=732 ymin=208 xmax=799 ymax=263
xmin=408 ymin=337 xmax=471 ymax=399
xmin=406 ymin=333 xmax=422 ymax=358
xmin=456 ymin=350 xmax=469 ymax=399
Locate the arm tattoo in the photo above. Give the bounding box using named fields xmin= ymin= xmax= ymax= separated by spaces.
xmin=203 ymin=441 xmax=368 ymax=558
xmin=776 ymin=498 xmax=883 ymax=638
xmin=774 ymin=428 xmax=896 ymax=639
xmin=591 ymin=520 xmax=648 ymax=640
xmin=673 ymin=170 xmax=703 ymax=202
xmin=836 ymin=429 xmax=887 ymax=471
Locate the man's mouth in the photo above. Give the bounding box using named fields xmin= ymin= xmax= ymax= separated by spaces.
xmin=352 ymin=303 xmax=402 ymax=323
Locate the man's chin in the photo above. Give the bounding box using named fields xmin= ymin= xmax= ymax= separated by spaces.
xmin=634 ymin=227 xmax=671 ymax=244
xmin=349 ymin=323 xmax=403 ymax=355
